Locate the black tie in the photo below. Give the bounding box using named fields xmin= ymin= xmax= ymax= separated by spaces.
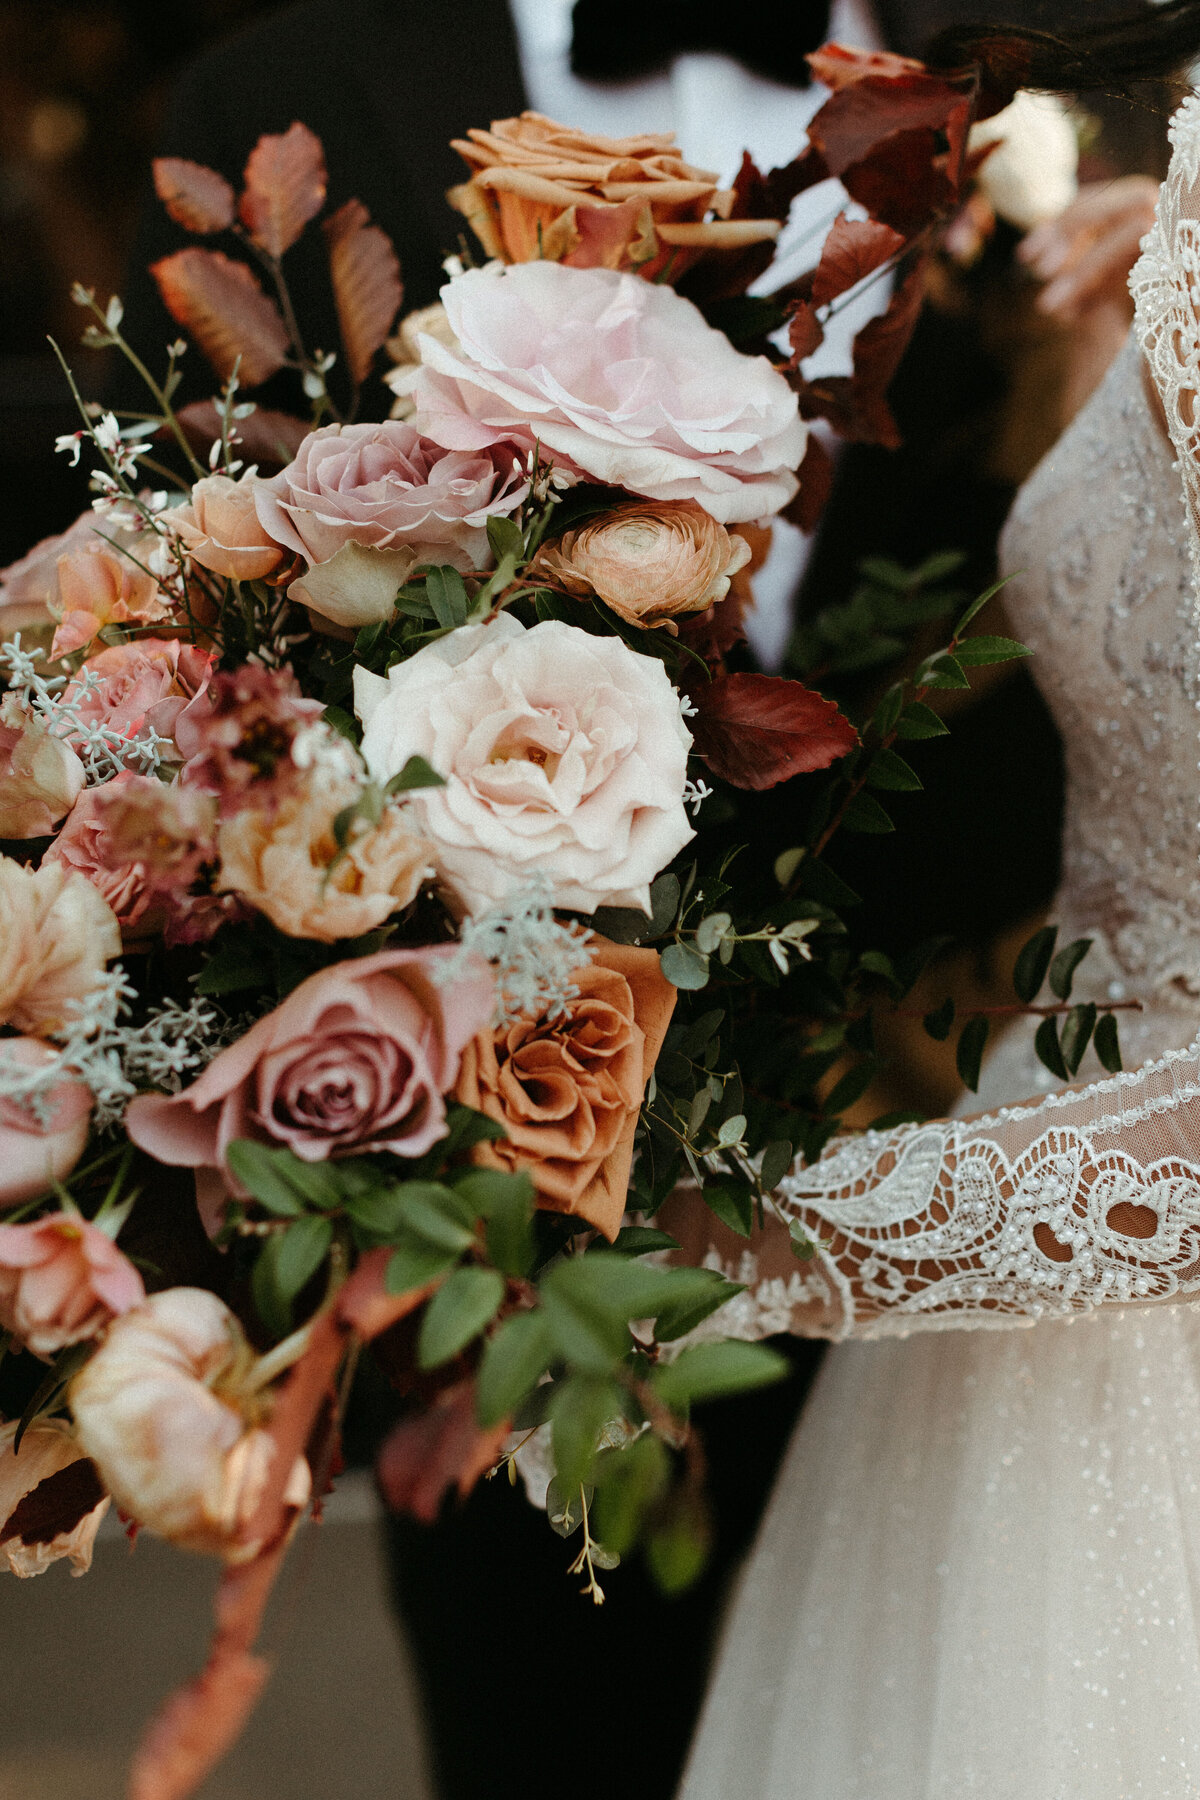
xmin=570 ymin=0 xmax=833 ymax=88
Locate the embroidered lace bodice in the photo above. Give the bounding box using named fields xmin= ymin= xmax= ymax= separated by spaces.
xmin=693 ymin=93 xmax=1200 ymax=1345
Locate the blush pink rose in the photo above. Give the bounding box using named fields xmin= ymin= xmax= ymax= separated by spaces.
xmin=65 ymin=638 xmax=213 ymax=759
xmin=0 ymin=1038 xmax=93 ymax=1208
xmin=413 ymin=262 xmax=806 ymax=525
xmin=254 ymin=419 xmax=529 ymax=576
xmin=125 ymin=948 xmax=496 ymax=1218
xmin=51 ymin=540 xmax=175 ymax=658
xmin=0 ymin=1213 xmax=145 ymax=1356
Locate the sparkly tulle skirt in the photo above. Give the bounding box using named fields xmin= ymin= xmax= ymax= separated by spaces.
xmin=679 ymin=994 xmax=1200 ymax=1799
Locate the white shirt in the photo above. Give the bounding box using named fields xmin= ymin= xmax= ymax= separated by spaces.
xmin=505 ymin=0 xmax=888 ymax=663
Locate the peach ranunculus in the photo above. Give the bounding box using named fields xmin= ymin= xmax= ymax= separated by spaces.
xmin=532 ymin=500 xmax=752 ymax=632
xmin=0 ymin=1038 xmax=93 ymax=1207
xmin=0 ymin=1213 xmax=145 ymax=1356
xmin=216 ymin=780 xmax=432 ymax=943
xmin=69 ymin=1287 xmax=308 ymax=1559
xmin=165 ymin=473 xmax=286 ymax=582
xmin=0 ymin=694 xmax=85 ymax=836
xmin=64 ymin=637 xmax=213 ymax=760
xmin=253 ymin=420 xmax=530 ymax=628
xmin=125 ymin=948 xmax=495 ymax=1224
xmin=50 ymin=539 xmax=174 ymax=659
xmin=0 ymin=1418 xmax=109 ymax=1578
xmin=354 ymin=613 xmax=694 ymax=917
xmin=454 ymin=939 xmax=676 ymax=1239
xmin=448 ymin=113 xmax=780 ymax=282
xmin=414 ymin=262 xmax=805 ymax=526
xmin=0 ymin=858 xmax=121 ymax=1036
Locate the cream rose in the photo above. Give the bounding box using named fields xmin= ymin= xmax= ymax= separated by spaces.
xmin=0 ymin=858 xmax=121 ymax=1036
xmin=353 ymin=614 xmax=693 ymax=915
xmin=216 ymin=780 xmax=432 ymax=942
xmin=532 ymin=500 xmax=751 ymax=631
xmin=970 ymin=91 xmax=1079 ymax=232
xmin=0 ymin=695 xmax=85 ymax=837
xmin=414 ymin=262 xmax=805 ymax=525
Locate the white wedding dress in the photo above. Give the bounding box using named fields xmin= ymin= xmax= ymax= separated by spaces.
xmin=678 ymin=93 xmax=1200 ymax=1800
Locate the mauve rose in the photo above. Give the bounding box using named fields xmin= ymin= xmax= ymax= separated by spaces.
xmin=166 ymin=473 xmax=285 ymax=582
xmin=414 ymin=262 xmax=806 ymax=525
xmin=354 ymin=614 xmax=693 ymax=916
xmin=0 ymin=1038 xmax=92 ymax=1208
xmin=65 ymin=638 xmax=212 ymax=760
xmin=0 ymin=694 xmax=85 ymax=837
xmin=254 ymin=419 xmax=530 ymax=580
xmin=0 ymin=1213 xmax=145 ymax=1356
xmin=0 ymin=1419 xmax=108 ymax=1578
xmin=125 ymin=948 xmax=495 ymax=1218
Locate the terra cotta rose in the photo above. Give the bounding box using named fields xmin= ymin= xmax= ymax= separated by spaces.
xmin=454 ymin=938 xmax=676 ymax=1239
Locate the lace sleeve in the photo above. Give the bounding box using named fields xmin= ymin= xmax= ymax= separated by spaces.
xmin=678 ymin=1044 xmax=1200 ymax=1342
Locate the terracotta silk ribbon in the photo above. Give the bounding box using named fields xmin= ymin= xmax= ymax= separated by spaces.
xmin=570 ymin=0 xmax=833 ymax=87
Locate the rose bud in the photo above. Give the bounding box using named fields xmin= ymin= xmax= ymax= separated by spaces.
xmin=0 ymin=1213 xmax=145 ymax=1356
xmin=532 ymin=500 xmax=752 ymax=631
xmin=166 ymin=473 xmax=285 ymax=582
xmin=0 ymin=1418 xmax=109 ymax=1578
xmin=0 ymin=1038 xmax=93 ymax=1209
xmin=69 ymin=1287 xmax=309 ymax=1561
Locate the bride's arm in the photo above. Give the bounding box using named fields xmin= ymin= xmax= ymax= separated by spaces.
xmin=658 ymin=1045 xmax=1200 ymax=1341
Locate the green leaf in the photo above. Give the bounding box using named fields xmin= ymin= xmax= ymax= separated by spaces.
xmin=385 ymin=1241 xmax=459 ymax=1294
xmin=647 ymin=873 xmax=682 ymax=936
xmin=955 ymin=634 xmax=1031 ymax=666
xmin=1048 ymin=937 xmax=1093 ymax=1002
xmin=759 ymin=1139 xmax=793 ymax=1195
xmin=646 ymin=1497 xmax=711 ymax=1595
xmin=1013 ymin=925 xmax=1057 ymax=1004
xmin=424 ymin=564 xmax=469 ymax=629
xmin=1035 ymin=1015 xmax=1070 ymax=1081
xmin=702 ymin=1179 xmax=754 ymax=1237
xmin=477 ymin=1311 xmax=553 ymax=1426
xmin=653 ymin=1341 xmax=788 ymax=1410
xmin=384 ymin=754 xmax=445 ymax=794
xmin=194 ymin=934 xmax=269 ymax=996
xmin=923 ymin=996 xmax=955 ymax=1041
xmin=654 ymin=1271 xmax=743 ymax=1342
xmin=789 ymin=1218 xmax=816 ymax=1259
xmin=225 ymin=1140 xmax=307 ymax=1217
xmin=952 ymin=572 xmax=1011 ymax=636
xmin=895 ymin=701 xmax=949 ymax=741
xmin=348 ymin=1181 xmax=476 ymax=1249
xmin=679 ymin=1008 xmax=724 ymax=1058
xmin=715 ymin=1112 xmax=746 ymax=1149
xmin=1060 ymin=1001 xmax=1097 ymax=1076
xmin=589 ymin=906 xmax=647 ymax=945
xmin=1094 ymin=1010 xmax=1123 ymax=1074
xmin=592 ymin=1433 xmax=670 ymax=1556
xmin=483 ymin=1176 xmax=536 ymax=1280
xmin=545 ymin=1474 xmax=587 ymax=1538
xmin=274 ymin=1215 xmax=333 ymax=1303
xmin=796 ymin=858 xmax=861 ymax=907
xmin=841 ymin=792 xmax=894 ymax=834
xmin=857 ymin=949 xmax=897 ymax=986
xmin=418 ymin=1266 xmax=505 ymax=1369
xmin=774 ymin=846 xmax=806 ymax=888
xmin=824 ymin=1059 xmax=876 ymax=1115
xmin=611 ymin=1226 xmax=680 ymax=1256
xmin=486 ymin=513 xmax=525 ymax=565
xmin=865 ymin=748 xmax=922 ymax=792
xmin=955 ymin=1015 xmax=990 ymax=1092
xmin=872 ymin=684 xmax=905 ymax=738
xmin=660 ymin=942 xmax=711 ymax=990
xmin=549 ymin=1375 xmax=623 ymax=1492
xmin=695 ymin=911 xmax=732 ymax=956
xmin=921 ymin=653 xmax=970 ymax=690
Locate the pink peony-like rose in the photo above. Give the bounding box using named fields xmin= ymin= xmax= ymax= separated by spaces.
xmin=64 ymin=637 xmax=213 ymax=760
xmin=44 ymin=773 xmax=161 ymax=933
xmin=354 ymin=613 xmax=693 ymax=916
xmin=254 ymin=420 xmax=530 ymax=586
xmin=125 ymin=948 xmax=496 ymax=1221
xmin=0 ymin=1418 xmax=109 ymax=1577
xmin=0 ymin=694 xmax=85 ymax=837
xmin=176 ymin=663 xmax=324 ymax=814
xmin=165 ymin=473 xmax=285 ymax=581
xmin=0 ymin=1213 xmax=145 ymax=1356
xmin=414 ymin=262 xmax=806 ymax=525
xmin=0 ymin=1038 xmax=92 ymax=1208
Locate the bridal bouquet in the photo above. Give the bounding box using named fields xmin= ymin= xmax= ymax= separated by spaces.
xmin=0 ymin=46 xmax=1119 ymax=1800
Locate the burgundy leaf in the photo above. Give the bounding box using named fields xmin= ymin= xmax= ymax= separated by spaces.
xmin=729 ymin=144 xmax=830 ymax=225
xmin=840 ymin=128 xmax=957 ymax=237
xmin=811 ymin=215 xmax=905 ymax=309
xmin=239 ymin=122 xmax=327 ymax=259
xmin=376 ymin=1379 xmax=510 ymax=1524
xmin=781 ymin=432 xmax=836 ymax=535
xmin=809 ymin=70 xmax=973 ymax=176
xmin=690 ymin=672 xmax=858 ymax=790
xmin=800 ymin=259 xmax=926 ymax=448
xmin=150 ymin=249 xmax=290 ymax=386
xmin=323 ymin=199 xmax=404 ymax=387
xmin=807 ymin=44 xmax=927 ymax=90
xmin=152 ymin=158 xmax=235 ymax=235
xmin=175 ymin=399 xmax=308 ymax=469
xmin=787 ymin=300 xmax=824 ymax=365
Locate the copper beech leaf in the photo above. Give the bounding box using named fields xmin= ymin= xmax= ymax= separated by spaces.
xmin=810 ymin=214 xmax=905 ymax=310
xmin=150 ymin=248 xmax=290 ymax=385
xmin=152 ymin=157 xmax=235 ymax=234
xmin=375 ymin=1378 xmax=510 ymax=1523
xmin=781 ymin=432 xmax=835 ymax=536
xmin=800 ymin=261 xmax=926 ymax=449
xmin=323 ymin=198 xmax=404 ymax=386
xmin=690 ymin=673 xmax=858 ymax=790
xmin=239 ymin=121 xmax=327 ymax=259
xmin=787 ymin=300 xmax=824 ymax=365
xmin=175 ymin=399 xmax=308 ymax=468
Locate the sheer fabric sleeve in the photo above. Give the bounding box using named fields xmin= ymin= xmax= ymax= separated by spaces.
xmin=682 ymin=1046 xmax=1200 ymax=1342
